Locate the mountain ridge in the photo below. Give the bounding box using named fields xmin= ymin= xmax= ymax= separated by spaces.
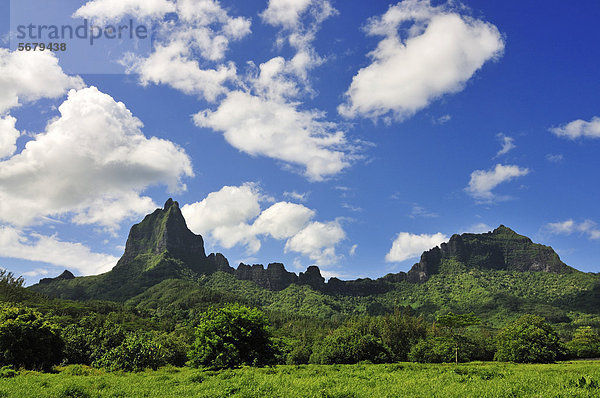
xmin=30 ymin=200 xmax=579 ymax=301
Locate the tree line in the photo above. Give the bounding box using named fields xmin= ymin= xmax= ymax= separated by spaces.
xmin=1 ymin=302 xmax=599 ymax=372
xmin=0 ymin=269 xmax=599 ymax=373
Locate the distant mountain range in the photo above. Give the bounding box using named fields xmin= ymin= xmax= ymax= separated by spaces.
xmin=31 ymin=199 xmax=573 ymax=298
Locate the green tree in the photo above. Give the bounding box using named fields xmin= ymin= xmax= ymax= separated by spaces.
xmin=61 ymin=315 xmax=126 ymax=366
xmin=377 ymin=309 xmax=427 ymax=361
xmin=96 ymin=332 xmax=165 ymax=371
xmin=0 ymin=270 xmax=25 ymax=302
xmin=0 ymin=305 xmax=63 ymax=370
xmin=566 ymin=326 xmax=600 ymax=358
xmin=310 ymin=326 xmax=390 ymax=364
xmin=495 ymin=314 xmax=565 ymax=363
xmin=188 ymin=304 xmax=276 ymax=369
xmin=409 ymin=336 xmax=457 ymax=363
xmin=436 ymin=312 xmax=480 ymax=364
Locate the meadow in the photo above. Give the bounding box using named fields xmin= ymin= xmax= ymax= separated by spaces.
xmin=0 ymin=361 xmax=599 ymax=398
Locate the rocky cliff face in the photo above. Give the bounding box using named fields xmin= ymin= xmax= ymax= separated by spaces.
xmin=405 ymin=225 xmax=573 ymax=282
xmin=113 ymin=198 xmax=209 ymax=273
xmin=234 ymin=263 xmax=298 ymax=290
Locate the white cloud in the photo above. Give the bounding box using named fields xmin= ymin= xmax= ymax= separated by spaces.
xmin=0 ymin=116 xmax=20 ymax=158
xmin=74 ymin=0 xmax=175 ymax=22
xmin=261 ymin=0 xmax=313 ymax=29
xmin=546 ymin=153 xmax=564 ymax=163
xmin=252 ymin=202 xmax=315 ymax=239
xmin=349 ymin=244 xmax=358 ymax=256
xmin=194 ymin=90 xmax=355 ymax=181
xmin=0 ymin=226 xmax=118 ymax=276
xmin=125 ymin=43 xmax=237 ymax=102
xmin=283 ymin=191 xmax=309 ymax=202
xmin=338 ymin=0 xmax=504 ymax=121
xmin=182 ymin=184 xmax=344 ymax=263
xmin=181 ymin=183 xmax=262 ymax=251
xmin=545 ymin=219 xmax=600 ymax=240
xmin=22 ymin=268 xmax=50 ymax=278
xmin=495 ymin=133 xmax=515 ymax=158
xmin=550 ymin=117 xmax=600 ymax=139
xmin=464 ymin=223 xmax=492 ymax=234
xmin=410 ymin=205 xmax=438 ymax=219
xmin=385 ymin=232 xmax=447 ymax=263
xmin=465 ymin=164 xmax=529 ymax=202
xmin=0 ymin=86 xmax=193 ymax=228
xmin=433 ymin=114 xmax=451 ymax=125
xmin=118 ymin=0 xmax=250 ymax=102
xmin=261 ymin=0 xmax=337 ymax=79
xmin=0 ymin=49 xmax=84 ymax=114
xmin=285 ymin=221 xmax=346 ymax=265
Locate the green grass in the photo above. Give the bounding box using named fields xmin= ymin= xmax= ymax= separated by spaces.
xmin=1 ymin=362 xmax=599 ymax=397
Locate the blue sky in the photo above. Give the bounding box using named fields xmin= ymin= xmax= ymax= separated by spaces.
xmin=0 ymin=0 xmax=599 ymax=285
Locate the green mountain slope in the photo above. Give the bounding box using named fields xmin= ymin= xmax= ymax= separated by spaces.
xmin=31 ymin=199 xmax=221 ymax=301
xmin=28 ymin=201 xmax=600 ymax=329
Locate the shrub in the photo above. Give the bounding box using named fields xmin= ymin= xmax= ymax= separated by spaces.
xmin=310 ymin=327 xmax=390 ymax=364
xmin=188 ymin=304 xmax=276 ymax=369
xmin=95 ymin=332 xmax=165 ymax=372
xmin=566 ymin=326 xmax=600 ymax=358
xmin=287 ymin=343 xmax=312 ymax=365
xmin=151 ymin=331 xmax=189 ymax=367
xmin=0 ymin=305 xmax=63 ymax=370
xmin=494 ymin=314 xmax=566 ymax=363
xmin=376 ymin=311 xmax=427 ymax=361
xmin=62 ymin=315 xmax=126 ymax=366
xmin=409 ymin=336 xmax=457 ymax=363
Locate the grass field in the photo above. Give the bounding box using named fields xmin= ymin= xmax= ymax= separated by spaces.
xmin=0 ymin=362 xmax=599 ymax=397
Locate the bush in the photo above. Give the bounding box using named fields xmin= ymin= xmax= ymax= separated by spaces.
xmin=0 ymin=305 xmax=63 ymax=370
xmin=95 ymin=332 xmax=165 ymax=372
xmin=188 ymin=304 xmax=276 ymax=369
xmin=494 ymin=314 xmax=566 ymax=363
xmin=62 ymin=315 xmax=126 ymax=366
xmin=409 ymin=336 xmax=457 ymax=363
xmin=151 ymin=331 xmax=189 ymax=367
xmin=566 ymin=326 xmax=600 ymax=358
xmin=286 ymin=343 xmax=312 ymax=365
xmin=310 ymin=327 xmax=390 ymax=364
xmin=376 ymin=311 xmax=427 ymax=361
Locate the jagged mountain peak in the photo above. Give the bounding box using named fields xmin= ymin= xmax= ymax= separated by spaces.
xmin=117 ymin=198 xmax=206 ymax=264
xmin=406 ymin=225 xmax=573 ymax=282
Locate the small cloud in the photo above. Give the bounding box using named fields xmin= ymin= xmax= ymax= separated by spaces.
xmin=320 ymin=269 xmax=349 ymax=280
xmin=410 ymin=205 xmax=438 ymax=219
xmin=433 ymin=114 xmax=452 ymax=125
xmin=349 ymin=244 xmax=358 ymax=256
xmin=342 ymin=203 xmax=362 ymax=212
xmin=546 ymin=154 xmax=564 ymax=163
xmin=494 ymin=133 xmax=516 ymax=158
xmin=283 ymin=191 xmax=310 ymax=202
xmin=385 ymin=232 xmax=448 ymax=263
xmin=22 ymin=268 xmax=50 ymax=278
xmin=463 ymin=223 xmax=492 ymax=234
xmin=389 ymin=192 xmax=402 ymax=200
xmin=465 ymin=164 xmax=530 ymax=203
xmin=550 ymin=117 xmax=600 ymax=139
xmin=544 ymin=219 xmax=600 ymax=240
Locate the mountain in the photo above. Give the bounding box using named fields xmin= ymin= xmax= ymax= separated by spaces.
xmin=29 ymin=200 xmax=596 ymax=325
xmin=31 ymin=199 xmax=226 ymax=300
xmin=404 ymin=225 xmax=574 ymax=283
